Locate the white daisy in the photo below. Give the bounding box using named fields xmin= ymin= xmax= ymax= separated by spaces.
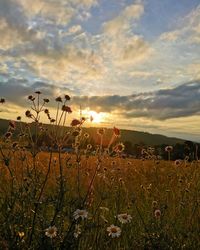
xmin=45 ymin=226 xmax=57 ymax=238
xmin=73 ymin=209 xmax=88 ymax=220
xmin=107 ymin=225 xmax=121 ymax=238
xmin=117 ymin=213 xmax=132 ymax=224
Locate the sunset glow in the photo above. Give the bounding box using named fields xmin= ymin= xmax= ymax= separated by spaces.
xmin=0 ymin=0 xmax=199 ymax=141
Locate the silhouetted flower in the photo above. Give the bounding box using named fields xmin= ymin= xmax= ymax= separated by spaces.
xmin=62 ymin=105 xmax=72 ymax=113
xmin=25 ymin=110 xmax=32 ymax=118
xmin=43 ymin=98 xmax=49 ymax=103
xmin=64 ymin=95 xmax=70 ymax=101
xmin=71 ymin=119 xmax=81 ymax=126
xmin=28 ymin=95 xmax=35 ymax=101
xmin=55 ymin=96 xmax=62 ymax=102
xmin=0 ymin=98 xmax=5 ymax=103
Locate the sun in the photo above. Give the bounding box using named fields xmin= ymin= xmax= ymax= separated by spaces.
xmin=88 ymin=110 xmax=103 ymax=123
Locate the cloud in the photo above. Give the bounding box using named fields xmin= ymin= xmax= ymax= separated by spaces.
xmin=0 ymin=77 xmax=74 ymax=108
xmin=72 ymin=80 xmax=200 ymax=120
xmin=103 ymin=3 xmax=144 ymax=35
xmin=159 ymin=4 xmax=200 ymax=44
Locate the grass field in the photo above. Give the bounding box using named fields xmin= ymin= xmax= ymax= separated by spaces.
xmin=0 ymin=149 xmax=200 ymax=249
xmin=0 ymin=94 xmax=199 ymax=250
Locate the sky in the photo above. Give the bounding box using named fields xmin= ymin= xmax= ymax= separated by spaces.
xmin=0 ymin=0 xmax=200 ymax=142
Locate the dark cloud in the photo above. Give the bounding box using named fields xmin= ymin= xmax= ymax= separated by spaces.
xmin=1 ymin=79 xmax=199 ymax=121
xmin=71 ymin=80 xmax=200 ymax=120
xmin=0 ymin=77 xmax=72 ymax=107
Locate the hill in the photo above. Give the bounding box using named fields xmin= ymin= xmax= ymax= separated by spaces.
xmin=0 ymin=118 xmax=185 ymax=146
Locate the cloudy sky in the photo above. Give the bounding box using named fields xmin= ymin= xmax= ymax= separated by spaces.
xmin=0 ymin=0 xmax=200 ymax=141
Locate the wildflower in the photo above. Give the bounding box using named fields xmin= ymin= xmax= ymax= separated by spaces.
xmin=0 ymin=98 xmax=5 ymax=103
xmin=87 ymin=144 xmax=92 ymax=150
xmin=28 ymin=95 xmax=35 ymax=101
xmin=74 ymin=224 xmax=81 ymax=238
xmin=5 ymin=132 xmax=12 ymax=138
xmin=84 ymin=133 xmax=89 ymax=138
xmin=117 ymin=213 xmax=132 ymax=224
xmin=154 ymin=209 xmax=161 ymax=219
xmin=55 ymin=96 xmax=62 ymax=102
xmin=45 ymin=226 xmax=57 ymax=238
xmin=97 ymin=128 xmax=105 ymax=135
xmin=25 ymin=110 xmax=32 ymax=118
xmin=165 ymin=146 xmax=173 ymax=152
xmin=113 ymin=143 xmax=125 ymax=153
xmin=62 ymin=105 xmax=72 ymax=113
xmin=12 ymin=142 xmax=18 ymax=148
xmin=72 ymin=130 xmax=82 ymax=137
xmin=71 ymin=119 xmax=81 ymax=127
xmin=174 ymin=159 xmax=182 ymax=166
xmin=113 ymin=127 xmax=120 ymax=136
xmin=73 ymin=209 xmax=88 ymax=220
xmin=44 ymin=109 xmax=49 ymax=114
xmin=64 ymin=94 xmax=70 ymax=101
xmin=152 ymin=201 xmax=158 ymax=209
xmin=107 ymin=225 xmax=121 ymax=238
xmin=43 ymin=98 xmax=49 ymax=103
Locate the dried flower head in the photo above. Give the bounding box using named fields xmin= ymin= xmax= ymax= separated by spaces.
xmin=25 ymin=110 xmax=32 ymax=118
xmin=55 ymin=96 xmax=62 ymax=102
xmin=35 ymin=91 xmax=41 ymax=94
xmin=107 ymin=225 xmax=121 ymax=238
xmin=43 ymin=98 xmax=49 ymax=103
xmin=45 ymin=226 xmax=57 ymax=238
xmin=28 ymin=95 xmax=35 ymax=101
xmin=72 ymin=129 xmax=82 ymax=137
xmin=17 ymin=116 xmax=21 ymax=121
xmin=87 ymin=144 xmax=92 ymax=150
xmin=0 ymin=98 xmax=5 ymax=103
xmin=152 ymin=201 xmax=158 ymax=208
xmin=165 ymin=146 xmax=173 ymax=152
xmin=71 ymin=119 xmax=81 ymax=127
xmin=5 ymin=131 xmax=12 ymax=138
xmin=97 ymin=128 xmax=105 ymax=135
xmin=174 ymin=159 xmax=182 ymax=166
xmin=154 ymin=209 xmax=161 ymax=219
xmin=62 ymin=105 xmax=72 ymax=113
xmin=113 ymin=143 xmax=125 ymax=153
xmin=84 ymin=133 xmax=89 ymax=138
xmin=65 ymin=94 xmax=71 ymax=101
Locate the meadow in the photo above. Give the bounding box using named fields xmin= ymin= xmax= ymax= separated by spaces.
xmin=0 ymin=93 xmax=199 ymax=250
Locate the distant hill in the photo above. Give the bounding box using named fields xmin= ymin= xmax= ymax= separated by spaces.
xmin=0 ymin=118 xmax=186 ymax=146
